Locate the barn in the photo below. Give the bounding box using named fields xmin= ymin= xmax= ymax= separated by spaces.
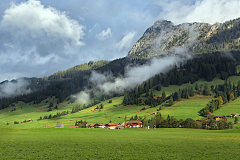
xmin=55 ymin=123 xmax=64 ymax=128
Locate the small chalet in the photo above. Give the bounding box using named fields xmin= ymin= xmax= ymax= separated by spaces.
xmin=214 ymin=116 xmax=223 ymax=121
xmin=230 ymin=113 xmax=239 ymax=118
xmin=116 ymin=125 xmax=124 ymax=129
xmin=121 ymin=122 xmax=126 ymax=126
xmin=89 ymin=123 xmax=105 ymax=128
xmin=126 ymin=120 xmax=142 ymax=128
xmin=105 ymin=123 xmax=120 ymax=129
xmin=55 ymin=123 xmax=64 ymax=128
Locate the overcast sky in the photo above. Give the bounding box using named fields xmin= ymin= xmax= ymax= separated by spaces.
xmin=1 ymin=0 xmax=240 ymax=82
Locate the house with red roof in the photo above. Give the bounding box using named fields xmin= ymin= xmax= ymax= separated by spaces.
xmin=88 ymin=123 xmax=105 ymax=128
xmin=126 ymin=120 xmax=142 ymax=128
xmin=76 ymin=120 xmax=88 ymax=127
xmin=105 ymin=123 xmax=120 ymax=129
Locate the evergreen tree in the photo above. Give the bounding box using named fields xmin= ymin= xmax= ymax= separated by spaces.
xmin=134 ymin=115 xmax=138 ymax=120
xmin=48 ymin=102 xmax=53 ymax=108
xmin=100 ymin=103 xmax=104 ymax=109
xmin=162 ymin=91 xmax=166 ymax=99
xmin=150 ymin=90 xmax=153 ymax=98
xmin=190 ymin=86 xmax=194 ymax=97
xmin=195 ymin=83 xmax=199 ymax=91
xmin=168 ymin=96 xmax=173 ymax=106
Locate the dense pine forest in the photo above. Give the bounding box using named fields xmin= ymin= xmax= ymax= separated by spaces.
xmin=122 ymin=52 xmax=237 ymax=106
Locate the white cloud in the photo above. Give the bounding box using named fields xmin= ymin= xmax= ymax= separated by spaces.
xmin=96 ymin=28 xmax=112 ymax=41
xmin=116 ymin=31 xmax=137 ymax=51
xmin=1 ymin=0 xmax=85 ymax=46
xmin=154 ymin=0 xmax=240 ymax=25
xmin=0 ymin=0 xmax=85 ymax=63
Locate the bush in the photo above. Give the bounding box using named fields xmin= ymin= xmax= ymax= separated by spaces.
xmin=14 ymin=121 xmax=19 ymax=124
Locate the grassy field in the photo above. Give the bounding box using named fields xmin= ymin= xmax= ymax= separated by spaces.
xmin=213 ymin=98 xmax=240 ymax=117
xmin=153 ymin=76 xmax=240 ymax=96
xmin=213 ymin=97 xmax=240 ymax=127
xmin=159 ymin=98 xmax=212 ymax=120
xmin=0 ymin=128 xmax=239 ymax=159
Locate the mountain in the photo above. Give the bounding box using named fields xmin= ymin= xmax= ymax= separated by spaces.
xmin=1 ymin=18 xmax=240 ymax=109
xmin=127 ymin=18 xmax=240 ymax=59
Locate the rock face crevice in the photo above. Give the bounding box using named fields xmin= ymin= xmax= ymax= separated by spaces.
xmin=127 ymin=18 xmax=240 ymax=59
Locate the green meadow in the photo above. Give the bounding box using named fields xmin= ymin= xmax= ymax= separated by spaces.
xmin=154 ymin=76 xmax=240 ymax=96
xmin=0 ymin=128 xmax=240 ymax=159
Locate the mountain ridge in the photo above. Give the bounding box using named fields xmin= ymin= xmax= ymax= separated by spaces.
xmin=127 ymin=18 xmax=240 ymax=59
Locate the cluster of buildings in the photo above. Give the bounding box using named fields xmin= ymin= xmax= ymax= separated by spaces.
xmin=88 ymin=120 xmax=143 ymax=129
xmin=59 ymin=120 xmax=143 ymax=129
xmin=195 ymin=113 xmax=239 ymax=124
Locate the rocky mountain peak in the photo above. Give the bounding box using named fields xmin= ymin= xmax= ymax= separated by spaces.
xmin=127 ymin=17 xmax=240 ymax=59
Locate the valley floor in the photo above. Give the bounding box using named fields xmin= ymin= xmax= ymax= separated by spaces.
xmin=0 ymin=128 xmax=239 ymax=159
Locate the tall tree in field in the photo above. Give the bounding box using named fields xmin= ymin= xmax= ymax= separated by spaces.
xmin=235 ymin=117 xmax=238 ymax=124
xmin=124 ymin=115 xmax=127 ymax=128
xmin=143 ymin=116 xmax=148 ymax=128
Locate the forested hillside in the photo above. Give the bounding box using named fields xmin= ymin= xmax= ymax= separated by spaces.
xmin=0 ymin=58 xmax=147 ymax=109
xmin=123 ymin=52 xmax=237 ymax=107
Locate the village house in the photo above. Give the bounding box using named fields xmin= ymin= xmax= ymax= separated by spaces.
xmin=214 ymin=116 xmax=223 ymax=121
xmin=126 ymin=120 xmax=142 ymax=128
xmin=105 ymin=123 xmax=120 ymax=129
xmin=88 ymin=123 xmax=105 ymax=128
xmin=116 ymin=125 xmax=124 ymax=129
xmin=230 ymin=113 xmax=239 ymax=118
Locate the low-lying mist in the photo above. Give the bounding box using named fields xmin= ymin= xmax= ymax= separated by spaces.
xmin=73 ymin=53 xmax=192 ymax=104
xmin=0 ymin=78 xmax=31 ymax=98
